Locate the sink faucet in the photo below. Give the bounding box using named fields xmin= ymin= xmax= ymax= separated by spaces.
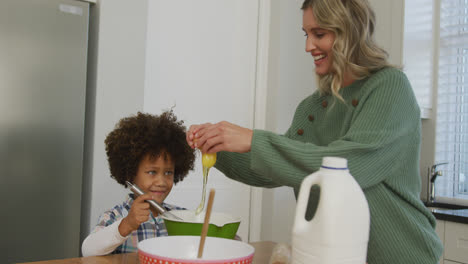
xmin=427 ymin=162 xmax=448 ymax=204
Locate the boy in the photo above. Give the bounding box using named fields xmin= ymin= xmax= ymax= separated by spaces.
xmin=82 ymin=111 xmax=195 ymax=256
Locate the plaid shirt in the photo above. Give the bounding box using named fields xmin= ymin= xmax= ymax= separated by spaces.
xmin=91 ymin=193 xmax=184 ymax=254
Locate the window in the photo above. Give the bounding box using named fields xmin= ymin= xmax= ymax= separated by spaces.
xmin=403 ymin=0 xmax=433 ymax=118
xmin=435 ymin=0 xmax=468 ymax=201
xmin=404 ymin=0 xmax=468 ymax=204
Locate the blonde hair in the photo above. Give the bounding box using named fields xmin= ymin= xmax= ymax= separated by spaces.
xmin=301 ymin=0 xmax=395 ymax=99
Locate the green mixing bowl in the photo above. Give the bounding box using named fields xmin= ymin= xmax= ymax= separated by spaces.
xmin=161 ymin=210 xmax=241 ymax=239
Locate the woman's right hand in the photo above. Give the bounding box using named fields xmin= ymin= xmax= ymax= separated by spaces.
xmin=186 ymin=121 xmax=253 ymax=154
xmin=118 ymin=193 xmax=153 ymax=236
xmin=186 ymin=122 xmax=212 ymax=149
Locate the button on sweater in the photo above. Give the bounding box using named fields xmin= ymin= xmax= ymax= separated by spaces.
xmin=215 ymin=67 xmax=443 ymax=264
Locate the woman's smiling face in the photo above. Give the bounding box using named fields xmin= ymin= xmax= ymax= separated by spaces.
xmin=302 ymin=7 xmax=336 ymax=76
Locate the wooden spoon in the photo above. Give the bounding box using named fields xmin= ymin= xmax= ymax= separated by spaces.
xmin=197 ymin=188 xmax=215 ymax=259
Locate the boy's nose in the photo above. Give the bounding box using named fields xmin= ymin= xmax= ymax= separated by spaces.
xmin=153 ymin=174 xmax=167 ymax=186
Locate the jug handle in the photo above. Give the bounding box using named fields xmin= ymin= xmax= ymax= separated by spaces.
xmin=294 ymin=172 xmax=323 ymax=231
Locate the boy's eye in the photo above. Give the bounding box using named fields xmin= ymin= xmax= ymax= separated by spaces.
xmin=147 ymin=170 xmax=157 ymax=175
xmin=164 ymin=171 xmax=174 ymax=176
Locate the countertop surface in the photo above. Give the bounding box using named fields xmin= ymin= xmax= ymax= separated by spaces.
xmin=431 ymin=208 xmax=468 ymax=224
xmin=19 ymin=241 xmax=277 ymax=264
xmin=426 ymin=202 xmax=468 ymax=224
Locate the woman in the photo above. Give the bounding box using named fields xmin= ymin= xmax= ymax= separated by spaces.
xmin=186 ymin=0 xmax=442 ymax=263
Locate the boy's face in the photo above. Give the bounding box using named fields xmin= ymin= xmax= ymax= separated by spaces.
xmin=134 ymin=153 xmax=175 ymax=205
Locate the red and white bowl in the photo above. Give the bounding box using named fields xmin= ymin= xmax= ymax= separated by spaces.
xmin=138 ymin=236 xmax=255 ymax=264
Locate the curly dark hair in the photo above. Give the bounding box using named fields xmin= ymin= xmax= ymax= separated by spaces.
xmin=105 ymin=111 xmax=196 ymax=186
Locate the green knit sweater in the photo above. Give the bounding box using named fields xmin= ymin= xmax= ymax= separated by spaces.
xmin=215 ymin=67 xmax=443 ymax=263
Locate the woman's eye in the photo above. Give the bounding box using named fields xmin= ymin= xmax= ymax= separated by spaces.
xmin=315 ymin=32 xmax=325 ymax=38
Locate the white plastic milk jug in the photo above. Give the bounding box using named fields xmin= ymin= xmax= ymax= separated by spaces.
xmin=291 ymin=157 xmax=370 ymax=264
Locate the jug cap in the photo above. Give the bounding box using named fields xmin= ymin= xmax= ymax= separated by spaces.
xmin=322 ymin=157 xmax=347 ymax=169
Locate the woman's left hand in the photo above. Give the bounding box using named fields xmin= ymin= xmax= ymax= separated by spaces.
xmin=187 ymin=121 xmax=253 ymax=154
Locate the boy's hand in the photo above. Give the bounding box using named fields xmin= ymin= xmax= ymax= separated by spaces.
xmin=118 ymin=193 xmax=153 ymax=237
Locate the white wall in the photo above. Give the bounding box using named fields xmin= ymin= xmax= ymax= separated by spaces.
xmin=80 ymin=0 xmax=148 ymax=243
xmin=260 ymin=0 xmax=316 ymax=243
xmin=81 ymin=0 xmax=260 ymax=245
xmin=368 ymin=0 xmax=404 ymax=66
xmin=143 ymin=0 xmax=260 ymax=241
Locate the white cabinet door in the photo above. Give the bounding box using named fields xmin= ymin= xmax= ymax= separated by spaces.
xmin=445 ymin=221 xmax=468 ymax=264
xmin=436 ymin=219 xmax=445 ymax=242
xmin=144 ymin=0 xmax=260 ymax=241
xmin=436 ymin=219 xmax=445 ymax=263
xmin=445 ymin=261 xmax=464 ymax=264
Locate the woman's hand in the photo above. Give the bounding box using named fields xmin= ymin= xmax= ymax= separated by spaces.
xmin=118 ymin=193 xmax=153 ymax=237
xmin=186 ymin=121 xmax=253 ymax=154
xmin=186 ymin=122 xmax=212 ymax=149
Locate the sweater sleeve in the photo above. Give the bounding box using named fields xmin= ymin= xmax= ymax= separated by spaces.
xmin=215 ymin=151 xmax=282 ymax=188
xmin=81 ymin=219 xmax=128 ymax=256
xmin=218 ymin=69 xmax=421 ymax=190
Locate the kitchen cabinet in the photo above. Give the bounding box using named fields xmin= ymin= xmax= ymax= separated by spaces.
xmin=445 ymin=221 xmax=468 ymax=263
xmin=436 ymin=220 xmax=468 ymax=264
xmin=436 ymin=219 xmax=445 ymax=263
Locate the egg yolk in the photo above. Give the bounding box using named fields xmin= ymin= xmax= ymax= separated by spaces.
xmin=202 ymin=153 xmax=217 ymax=168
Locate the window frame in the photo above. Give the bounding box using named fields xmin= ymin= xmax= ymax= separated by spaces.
xmin=415 ymin=0 xmax=468 ymax=206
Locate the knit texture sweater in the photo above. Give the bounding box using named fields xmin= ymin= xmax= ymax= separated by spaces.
xmin=215 ymin=67 xmax=443 ymax=263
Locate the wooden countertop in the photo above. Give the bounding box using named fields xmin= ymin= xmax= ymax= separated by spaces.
xmin=21 ymin=241 xmax=277 ymax=264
